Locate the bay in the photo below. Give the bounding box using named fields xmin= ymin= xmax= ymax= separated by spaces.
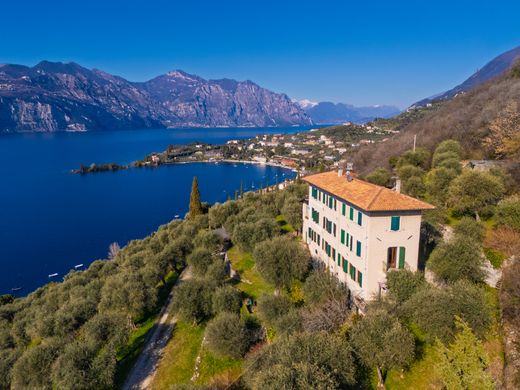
xmin=0 ymin=126 xmax=315 ymax=295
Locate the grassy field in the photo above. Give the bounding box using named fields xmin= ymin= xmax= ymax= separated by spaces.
xmin=227 ymin=246 xmax=274 ymax=299
xmin=151 ymin=321 xmax=205 ymax=389
xmin=196 ymin=347 xmax=243 ymax=385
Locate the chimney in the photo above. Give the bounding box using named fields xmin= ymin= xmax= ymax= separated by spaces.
xmin=338 ymin=168 xmax=343 ymax=177
xmin=395 ymin=178 xmax=401 ymax=193
xmin=345 ymin=162 xmax=354 ymax=182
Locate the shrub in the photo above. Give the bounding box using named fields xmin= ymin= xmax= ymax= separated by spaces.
xmin=302 ymin=269 xmax=347 ymax=305
xmin=245 ymin=332 xmax=356 ymax=390
xmin=186 ymin=248 xmax=215 ymax=277
xmin=453 ymin=216 xmax=485 ymax=242
xmin=434 ymin=139 xmax=463 ymax=158
xmin=403 ymin=281 xmax=491 ymax=343
xmin=193 ymin=229 xmax=223 ymax=251
xmin=485 ymin=226 xmax=520 ymax=257
xmin=386 ymin=269 xmax=425 ymax=304
xmin=205 ymin=313 xmax=251 ymax=358
xmin=212 ymin=285 xmax=242 ymax=314
xmin=253 ymin=236 xmax=310 ymax=291
xmin=256 ymin=294 xmax=292 ymax=326
xmin=365 ymin=167 xmax=393 ymax=187
xmin=427 ymin=235 xmax=485 ymax=284
xmin=351 ymin=310 xmax=415 ymax=386
xmin=448 ymin=170 xmax=505 ymax=218
xmin=171 ymin=280 xmax=213 ymax=323
xmin=496 ymin=195 xmax=520 ymax=231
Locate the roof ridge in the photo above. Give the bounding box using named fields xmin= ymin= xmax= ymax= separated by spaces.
xmin=366 ymin=186 xmax=385 ymax=209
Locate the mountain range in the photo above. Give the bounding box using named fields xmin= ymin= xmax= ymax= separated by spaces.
xmin=297 ymin=100 xmax=401 ymax=124
xmin=0 ymin=62 xmax=312 ymax=132
xmin=413 ymin=45 xmax=520 ymax=107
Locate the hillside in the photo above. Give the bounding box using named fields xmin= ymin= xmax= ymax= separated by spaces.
xmin=353 ymin=65 xmax=520 ymax=177
xmin=0 ymin=62 xmax=312 ymax=132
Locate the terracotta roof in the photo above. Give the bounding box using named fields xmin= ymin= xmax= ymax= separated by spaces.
xmin=303 ymin=170 xmax=435 ymax=212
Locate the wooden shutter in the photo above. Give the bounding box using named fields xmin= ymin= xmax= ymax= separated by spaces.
xmin=399 ymin=247 xmax=406 ymax=268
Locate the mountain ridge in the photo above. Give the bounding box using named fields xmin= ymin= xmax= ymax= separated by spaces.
xmin=0 ymin=62 xmax=312 ymax=132
xmin=413 ymin=45 xmax=520 ymax=107
xmin=298 ymin=100 xmax=400 ymax=124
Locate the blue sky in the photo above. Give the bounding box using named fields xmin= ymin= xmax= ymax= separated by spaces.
xmin=1 ymin=0 xmax=520 ymax=108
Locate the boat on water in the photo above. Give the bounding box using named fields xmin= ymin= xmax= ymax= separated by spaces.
xmin=74 ymin=264 xmax=83 ymax=269
xmin=174 ymin=215 xmax=180 ymax=218
xmin=11 ymin=287 xmax=22 ymax=292
xmin=48 ymin=273 xmax=58 ymax=278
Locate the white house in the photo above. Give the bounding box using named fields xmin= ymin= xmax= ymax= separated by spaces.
xmin=302 ymin=170 xmax=434 ymax=310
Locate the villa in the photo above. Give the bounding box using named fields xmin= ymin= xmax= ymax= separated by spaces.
xmin=302 ymin=169 xmax=434 ymax=310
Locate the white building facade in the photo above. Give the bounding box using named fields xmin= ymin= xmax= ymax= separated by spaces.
xmin=302 ymin=170 xmax=434 ymax=307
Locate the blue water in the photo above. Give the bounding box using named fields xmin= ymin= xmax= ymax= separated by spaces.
xmin=0 ymin=126 xmax=315 ymax=295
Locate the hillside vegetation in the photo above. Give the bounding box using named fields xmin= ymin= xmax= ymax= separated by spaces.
xmin=353 ymin=65 xmax=520 ymax=180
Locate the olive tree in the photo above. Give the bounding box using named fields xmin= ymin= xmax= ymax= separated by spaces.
xmin=245 ymin=332 xmax=356 ymax=390
xmin=253 ymin=236 xmax=310 ymax=292
xmin=205 ymin=312 xmax=251 ymax=358
xmin=351 ymin=310 xmax=415 ymax=386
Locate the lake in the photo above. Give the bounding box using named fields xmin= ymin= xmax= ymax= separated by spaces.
xmin=0 ymin=126 xmax=316 ymax=295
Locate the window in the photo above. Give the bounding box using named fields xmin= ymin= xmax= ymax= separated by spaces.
xmin=391 ymin=216 xmax=400 ymax=231
xmin=399 ymin=246 xmax=406 ymax=269
xmin=311 ymin=187 xmax=317 ymax=199
xmin=334 ymin=198 xmax=337 ymax=210
xmin=332 ymin=247 xmax=336 ymax=260
xmin=357 ymin=211 xmax=363 ymax=226
xmin=345 ymin=232 xmax=350 ymax=247
xmin=349 ymin=207 xmax=354 ymax=221
xmin=349 ymin=264 xmax=356 ymax=280
xmin=357 ymin=271 xmax=363 ymax=287
xmin=341 ymin=229 xmax=345 ymax=244
xmin=342 ymin=203 xmax=346 ymax=216
xmin=317 ymin=235 xmax=321 ymax=245
xmin=333 ymin=223 xmax=336 ymax=237
xmin=387 ymin=247 xmax=397 ymax=269
xmin=337 ymin=253 xmax=341 ymax=266
xmin=350 ymin=235 xmax=353 ymax=251
xmin=356 ymin=240 xmax=362 ymax=257
xmin=342 ymin=258 xmax=348 ymax=272
xmin=308 ymin=227 xmax=312 ymax=238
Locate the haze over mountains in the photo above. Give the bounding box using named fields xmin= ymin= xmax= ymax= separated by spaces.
xmin=0 ymin=62 xmax=311 ymax=132
xmin=297 ymin=100 xmax=401 ymax=124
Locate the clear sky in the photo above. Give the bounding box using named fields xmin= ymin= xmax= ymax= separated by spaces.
xmin=2 ymin=0 xmax=520 ymax=108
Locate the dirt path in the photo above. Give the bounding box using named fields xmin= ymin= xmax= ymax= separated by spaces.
xmin=122 ymin=267 xmax=192 ymax=390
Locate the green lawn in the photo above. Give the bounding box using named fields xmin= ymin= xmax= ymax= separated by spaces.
xmin=276 ymin=214 xmax=295 ymax=233
xmin=152 ymin=321 xmax=205 ymax=389
xmin=385 ymin=344 xmax=443 ymax=389
xmin=196 ymin=347 xmax=242 ymax=385
xmin=227 ymin=246 xmax=274 ymax=299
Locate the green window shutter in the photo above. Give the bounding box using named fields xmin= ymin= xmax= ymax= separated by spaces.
xmin=399 ymin=247 xmax=406 ymax=269
xmin=345 ymin=233 xmax=349 ymax=247
xmin=343 ymin=258 xmax=348 ymax=272
xmin=356 ymin=241 xmax=362 ymax=257
xmin=349 ymin=264 xmax=356 ymax=280
xmin=350 ymin=236 xmax=353 ymax=251
xmin=334 ymin=199 xmax=337 ymax=210
xmin=342 ymin=203 xmax=346 ymax=216
xmin=308 ymin=227 xmax=311 ymax=238
xmin=349 ymin=207 xmax=354 ymax=221
xmin=357 ymin=211 xmax=362 ymax=226
xmin=358 ymin=271 xmax=363 ymax=287
xmin=391 ymin=216 xmax=400 ymax=231
xmin=341 ymin=229 xmax=345 ymax=244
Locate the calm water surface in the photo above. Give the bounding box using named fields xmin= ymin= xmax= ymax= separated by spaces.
xmin=0 ymin=126 xmax=316 ymax=295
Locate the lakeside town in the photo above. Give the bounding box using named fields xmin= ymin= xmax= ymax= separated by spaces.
xmin=74 ymin=122 xmax=396 ymax=174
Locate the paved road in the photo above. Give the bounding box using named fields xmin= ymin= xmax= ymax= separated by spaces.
xmin=122 ymin=267 xmax=192 ymax=390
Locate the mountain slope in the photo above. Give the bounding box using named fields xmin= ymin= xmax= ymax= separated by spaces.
xmin=353 ymin=65 xmax=520 ymax=175
xmin=300 ymin=101 xmax=400 ymax=124
xmin=414 ymin=45 xmax=520 ymax=107
xmin=0 ymin=62 xmax=311 ymax=132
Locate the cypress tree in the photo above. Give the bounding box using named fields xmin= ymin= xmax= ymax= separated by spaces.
xmin=240 ymin=181 xmax=244 ymax=199
xmin=189 ymin=176 xmax=203 ymax=218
